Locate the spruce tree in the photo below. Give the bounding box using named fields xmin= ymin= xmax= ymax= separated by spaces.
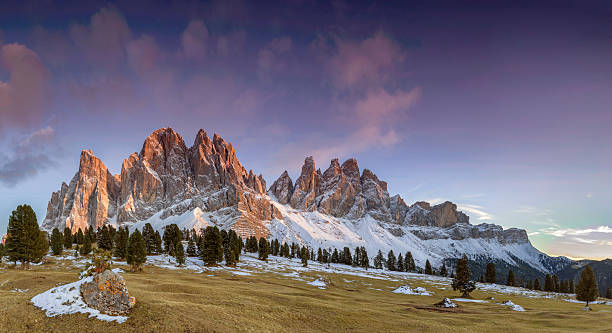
xmin=387 ymin=250 xmax=396 ymax=271
xmin=507 ymin=270 xmax=515 ymax=286
xmin=301 ymin=246 xmax=308 ymax=267
xmin=80 ymin=234 xmax=92 ymax=255
xmin=553 ymin=275 xmax=559 ymax=293
xmin=397 ymin=253 xmax=404 ymax=272
xmin=451 ymin=254 xmax=476 ymax=297
xmin=0 ymin=243 xmax=4 ymax=259
xmin=142 ymin=223 xmax=155 ymax=254
xmin=75 ymin=229 xmax=83 ymax=245
xmin=317 ymin=248 xmax=323 ymax=263
xmin=258 ymin=237 xmax=270 ymax=260
xmin=569 ymin=279 xmax=575 ymax=294
xmin=605 ymin=288 xmax=611 ymax=299
xmin=534 ymin=278 xmax=541 ymax=290
xmin=229 ymin=230 xmax=241 ymax=263
xmin=50 ymin=228 xmax=64 ymax=255
xmin=424 ymin=259 xmax=432 ymax=275
xmin=126 ymin=229 xmax=146 ymax=272
xmin=343 ymin=247 xmax=352 ymax=265
xmin=576 ymin=265 xmax=598 ymax=309
xmin=200 ymin=226 xmax=223 ymax=266
xmin=175 ymin=241 xmax=185 ymax=266
xmin=544 ymin=274 xmax=551 ymax=291
xmin=154 ymin=230 xmax=163 ymax=254
xmin=405 ymin=252 xmax=416 ymax=272
xmin=63 ymin=227 xmax=72 ymax=249
xmin=186 ymin=238 xmax=197 ymax=257
xmin=5 ymin=204 xmax=47 ymax=267
xmin=440 ymin=263 xmax=448 ymax=277
xmin=359 ymin=247 xmax=369 ymax=269
xmin=332 ymin=248 xmax=339 ymax=263
xmin=485 ymin=263 xmax=496 ymax=283
xmin=374 ymin=250 xmax=384 ymax=269
xmin=163 ymin=224 xmax=181 ymax=256
xmin=96 ymin=226 xmax=113 ymax=250
xmin=113 ymin=227 xmax=129 ymax=259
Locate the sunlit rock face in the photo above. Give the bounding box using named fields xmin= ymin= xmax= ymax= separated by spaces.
xmin=42 ymin=150 xmax=120 ymax=232
xmin=42 ymin=128 xmax=278 ymax=238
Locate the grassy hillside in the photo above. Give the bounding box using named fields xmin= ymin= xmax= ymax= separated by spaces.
xmin=0 ymin=254 xmax=611 ymax=333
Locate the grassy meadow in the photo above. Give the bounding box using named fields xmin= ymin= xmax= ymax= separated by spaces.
xmin=0 ymin=254 xmax=611 ymax=333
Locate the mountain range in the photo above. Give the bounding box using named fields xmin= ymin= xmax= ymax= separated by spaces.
xmin=41 ymin=128 xmax=610 ymax=293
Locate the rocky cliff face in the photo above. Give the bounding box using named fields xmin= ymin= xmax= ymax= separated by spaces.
xmin=43 ymin=128 xmax=530 ymax=248
xmin=42 ymin=128 xmax=279 ymax=237
xmin=270 ymin=156 xmax=471 ymax=229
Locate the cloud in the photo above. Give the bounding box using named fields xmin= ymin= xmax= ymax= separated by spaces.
xmin=0 ymin=127 xmax=57 ymax=187
xmin=329 ymin=31 xmax=405 ymax=90
xmin=0 ymin=43 xmax=49 ymax=133
xmin=543 ymin=225 xmax=612 ymax=237
xmin=180 ymin=20 xmax=209 ymax=61
xmin=69 ymin=6 xmax=132 ymax=68
xmin=457 ymin=204 xmax=495 ymax=221
xmin=216 ymin=30 xmax=247 ymax=57
xmin=126 ymin=34 xmax=162 ymax=74
xmin=541 ymin=224 xmax=612 ymax=259
xmin=257 ymin=37 xmax=293 ymax=74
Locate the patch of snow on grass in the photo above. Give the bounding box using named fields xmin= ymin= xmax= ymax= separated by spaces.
xmin=392 ymin=285 xmax=431 ymax=296
xmin=31 ymin=277 xmax=128 ymax=323
xmin=308 ymin=279 xmax=327 ymax=289
xmin=500 ymin=300 xmax=525 ymax=311
xmin=453 ymin=298 xmax=488 ymax=303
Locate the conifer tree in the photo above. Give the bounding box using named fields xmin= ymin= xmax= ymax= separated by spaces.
xmin=576 ymin=265 xmax=598 ymax=309
xmin=50 ymin=228 xmax=64 ymax=255
xmin=387 ymin=250 xmax=396 ymax=271
xmin=142 ymin=223 xmax=156 ymax=254
xmin=553 ymin=275 xmax=559 ymax=292
xmin=258 ymin=237 xmax=270 ymax=260
xmin=63 ymin=227 xmax=72 ymax=249
xmin=113 ymin=227 xmax=129 ymax=259
xmin=397 ymin=253 xmax=404 ymax=272
xmin=154 ymin=230 xmax=163 ymax=254
xmin=0 ymin=243 xmax=4 ymax=259
xmin=224 ymin=236 xmax=236 ymax=266
xmin=374 ymin=250 xmax=384 ymax=269
xmin=405 ymin=251 xmax=416 ymax=272
xmin=485 ymin=262 xmax=496 ymax=283
xmin=5 ymin=204 xmax=47 ymax=267
xmin=544 ymin=274 xmax=553 ymax=292
xmin=343 ymin=247 xmax=352 ymax=265
xmin=322 ymin=248 xmax=329 ymax=263
xmin=452 ymin=254 xmax=476 ymax=297
xmin=163 ymin=224 xmax=181 ymax=256
xmin=332 ymin=248 xmax=339 ymax=263
xmin=507 ymin=270 xmax=515 ymax=286
xmin=606 ymin=288 xmax=611 ymax=299
xmin=80 ymin=233 xmax=92 ymax=255
xmin=424 ymin=259 xmax=433 ymax=275
xmin=77 ymin=229 xmax=84 ymax=245
xmin=440 ymin=263 xmax=448 ymax=277
xmin=175 ymin=241 xmax=185 ymax=266
xmin=186 ymin=238 xmax=197 ymax=257
xmin=126 ymin=229 xmax=146 ymax=272
xmin=527 ymin=280 xmax=533 ymax=290
xmin=359 ymin=247 xmax=369 ymax=269
xmin=301 ymin=246 xmax=308 ymax=267
xmin=569 ymin=279 xmax=575 ymax=294
xmin=96 ymin=226 xmax=113 ymax=250
xmin=317 ymin=248 xmax=323 ymax=263
xmin=200 ymin=226 xmax=223 ymax=266
xmin=534 ymin=278 xmax=541 ymax=291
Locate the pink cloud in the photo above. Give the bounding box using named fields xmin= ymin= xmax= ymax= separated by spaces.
xmin=181 ymin=20 xmax=209 ymax=61
xmin=126 ymin=34 xmax=162 ymax=74
xmin=69 ymin=7 xmax=132 ymax=68
xmin=329 ymin=31 xmax=405 ymax=90
xmin=216 ymin=30 xmax=247 ymax=57
xmin=0 ymin=43 xmax=48 ymax=132
xmin=257 ymin=37 xmax=293 ymax=74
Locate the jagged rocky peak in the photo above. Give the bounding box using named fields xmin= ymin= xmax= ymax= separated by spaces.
xmin=268 ymin=170 xmax=293 ymax=204
xmin=405 ymin=200 xmax=470 ymax=227
xmin=42 ymin=149 xmax=120 ymax=232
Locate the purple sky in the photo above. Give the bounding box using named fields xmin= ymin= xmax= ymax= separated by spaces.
xmin=0 ymin=0 xmax=611 ymax=259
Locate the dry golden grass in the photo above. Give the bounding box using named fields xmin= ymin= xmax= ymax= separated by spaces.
xmin=1 ymin=256 xmax=611 ymax=333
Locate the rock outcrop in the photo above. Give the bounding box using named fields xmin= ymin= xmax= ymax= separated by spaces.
xmin=42 ymin=150 xmax=120 ymax=232
xmin=43 ymin=128 xmax=279 ymax=238
xmin=270 ymin=156 xmax=470 ymax=228
xmin=80 ymin=269 xmax=135 ymax=315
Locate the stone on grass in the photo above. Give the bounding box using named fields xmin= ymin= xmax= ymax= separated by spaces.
xmin=435 ymin=298 xmax=458 ymax=308
xmin=80 ymin=269 xmax=135 ymax=315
